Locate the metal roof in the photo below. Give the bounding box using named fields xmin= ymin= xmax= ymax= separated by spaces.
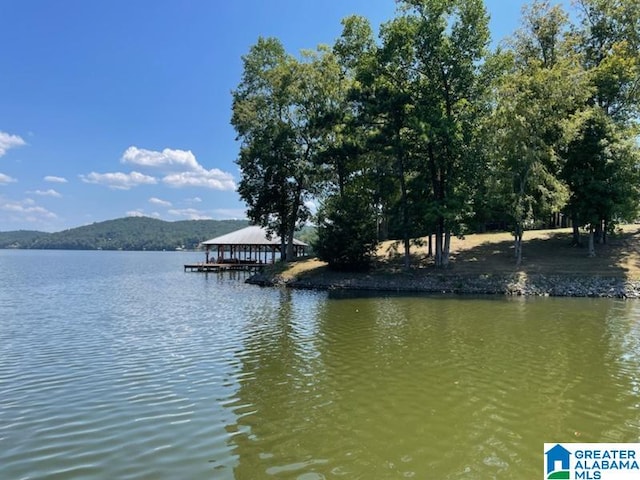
xmin=201 ymin=225 xmax=307 ymax=246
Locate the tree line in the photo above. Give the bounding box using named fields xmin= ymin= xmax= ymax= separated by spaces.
xmin=232 ymin=0 xmax=640 ymax=270
xmin=0 ymin=217 xmax=248 ymax=251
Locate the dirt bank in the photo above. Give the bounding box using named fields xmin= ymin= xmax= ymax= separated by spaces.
xmin=247 ymin=226 xmax=640 ymax=298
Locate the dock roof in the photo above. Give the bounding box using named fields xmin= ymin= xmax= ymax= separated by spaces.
xmin=201 ymin=225 xmax=307 ymax=246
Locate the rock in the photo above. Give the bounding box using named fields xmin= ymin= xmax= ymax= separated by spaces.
xmin=248 ymin=270 xmax=640 ymax=299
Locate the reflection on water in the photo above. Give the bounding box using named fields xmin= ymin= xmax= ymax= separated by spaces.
xmin=1 ymin=250 xmax=639 ymax=479
xmin=228 ymin=295 xmax=640 ymax=479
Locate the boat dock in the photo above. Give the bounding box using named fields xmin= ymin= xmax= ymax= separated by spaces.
xmin=186 ymin=225 xmax=307 ymax=274
xmin=184 ymin=262 xmax=266 ymax=273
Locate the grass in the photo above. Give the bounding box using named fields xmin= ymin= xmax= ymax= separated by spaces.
xmin=276 ymin=224 xmax=640 ymax=282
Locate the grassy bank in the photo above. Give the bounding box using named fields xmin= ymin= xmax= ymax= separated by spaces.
xmin=251 ymin=225 xmax=640 ymax=297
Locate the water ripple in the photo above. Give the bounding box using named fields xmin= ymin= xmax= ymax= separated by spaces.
xmin=2 ymin=252 xmax=640 ymax=479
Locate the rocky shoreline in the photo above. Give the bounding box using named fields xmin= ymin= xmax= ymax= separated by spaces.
xmin=247 ymin=270 xmax=640 ymax=298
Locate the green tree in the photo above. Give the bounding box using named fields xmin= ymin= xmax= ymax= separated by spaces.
xmin=358 ymin=0 xmax=491 ymax=269
xmin=561 ymin=0 xmax=640 ymax=253
xmin=368 ymin=14 xmax=420 ymax=269
xmin=323 ymin=15 xmax=377 ymax=199
xmin=408 ymin=0 xmax=491 ymax=267
xmin=575 ymin=0 xmax=640 ymax=121
xmin=314 ymin=187 xmax=379 ymax=270
xmin=232 ymin=38 xmax=324 ymax=261
xmin=563 ymin=108 xmax=640 ymax=256
xmin=312 ymin=16 xmax=382 ymax=271
xmin=491 ymin=1 xmax=579 ymax=266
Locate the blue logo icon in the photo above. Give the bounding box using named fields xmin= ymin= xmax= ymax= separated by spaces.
xmin=546 ymin=444 xmax=572 ymax=479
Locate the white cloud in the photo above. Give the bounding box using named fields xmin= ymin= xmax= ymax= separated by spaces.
xmin=28 ymin=189 xmax=62 ymax=198
xmin=79 ymin=171 xmax=157 ymax=190
xmin=125 ymin=210 xmax=160 ymax=219
xmin=149 ymin=196 xmax=172 ymax=207
xmin=0 ymin=173 xmax=17 ymax=184
xmin=162 ymin=170 xmax=236 ymax=190
xmin=44 ymin=176 xmax=68 ymax=183
xmin=121 ymin=145 xmax=236 ymax=191
xmin=186 ymin=196 xmax=202 ymax=203
xmin=126 ymin=209 xmax=146 ymax=217
xmin=122 ymin=146 xmax=201 ymax=171
xmin=0 ymin=198 xmax=57 ymax=220
xmin=167 ymin=208 xmax=212 ymax=220
xmin=0 ymin=132 xmax=26 ymax=157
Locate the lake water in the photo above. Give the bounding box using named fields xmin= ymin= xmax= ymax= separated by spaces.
xmin=1 ymin=250 xmax=640 ymax=479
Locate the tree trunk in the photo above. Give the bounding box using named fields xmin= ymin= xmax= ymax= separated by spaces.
xmin=442 ymin=229 xmax=451 ymax=267
xmin=285 ymin=224 xmax=296 ymax=261
xmin=434 ymin=222 xmax=443 ymax=267
xmin=514 ymin=223 xmax=523 ymax=267
xmin=285 ymin=241 xmax=294 ymax=261
xmin=399 ymin=173 xmax=410 ymax=271
xmin=427 ymin=143 xmax=445 ymax=268
xmin=595 ymin=220 xmax=604 ymax=244
xmin=427 ymin=234 xmax=433 ymax=257
xmin=570 ymin=209 xmax=581 ymax=246
xmin=395 ymin=136 xmax=411 ymax=271
xmin=403 ymin=236 xmax=411 ymax=271
xmin=588 ymin=225 xmax=596 ymax=257
xmin=572 ymin=224 xmax=581 ymax=247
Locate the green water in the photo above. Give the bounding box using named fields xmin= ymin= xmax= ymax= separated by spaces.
xmin=1 ymin=250 xmax=639 ymax=479
xmin=229 ymin=293 xmax=640 ymax=479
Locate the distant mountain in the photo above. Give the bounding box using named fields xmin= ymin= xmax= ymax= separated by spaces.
xmin=0 ymin=217 xmax=248 ymax=251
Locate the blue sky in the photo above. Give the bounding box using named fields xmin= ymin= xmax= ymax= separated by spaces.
xmin=1 ymin=0 xmax=551 ymax=232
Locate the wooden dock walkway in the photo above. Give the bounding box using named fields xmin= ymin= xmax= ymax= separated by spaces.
xmin=183 ymin=262 xmax=266 ymax=273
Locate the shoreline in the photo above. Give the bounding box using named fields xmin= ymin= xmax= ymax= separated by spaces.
xmin=247 ymin=271 xmax=640 ymax=299
xmin=246 ymin=226 xmax=640 ymax=298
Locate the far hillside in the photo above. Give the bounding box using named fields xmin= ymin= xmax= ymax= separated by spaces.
xmin=0 ymin=217 xmax=248 ymax=251
xmin=0 ymin=230 xmax=49 ymax=249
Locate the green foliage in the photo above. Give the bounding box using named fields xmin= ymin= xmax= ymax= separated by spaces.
xmin=355 ymin=0 xmax=492 ymax=268
xmin=314 ymin=192 xmax=378 ymax=271
xmin=231 ymin=0 xmax=640 ymax=268
xmin=558 ymin=0 xmax=640 ymax=254
xmin=232 ymin=37 xmax=339 ymax=260
xmin=0 ymin=230 xmax=48 ymax=248
xmin=232 ymin=37 xmax=302 ymax=255
xmin=575 ymin=0 xmax=640 ymax=121
xmin=563 ymin=108 xmax=640 ymax=228
xmin=488 ymin=0 xmax=580 ymax=264
xmin=0 ymin=217 xmax=248 ymax=251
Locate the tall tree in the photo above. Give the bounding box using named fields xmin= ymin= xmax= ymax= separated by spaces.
xmin=563 ymin=108 xmax=640 ymax=256
xmin=561 ymin=0 xmax=640 ymax=253
xmin=575 ymin=0 xmax=640 ymax=121
xmin=315 ymin=16 xmax=375 ymax=199
xmin=232 ymin=38 xmax=299 ymax=259
xmin=491 ymin=1 xmax=579 ymax=266
xmin=405 ymin=0 xmax=491 ymax=267
xmin=360 ymin=0 xmax=491 ymax=269
xmin=313 ymin=16 xmax=382 ymax=271
xmin=369 ymin=15 xmax=420 ymax=269
xmin=232 ymin=38 xmax=327 ymax=261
